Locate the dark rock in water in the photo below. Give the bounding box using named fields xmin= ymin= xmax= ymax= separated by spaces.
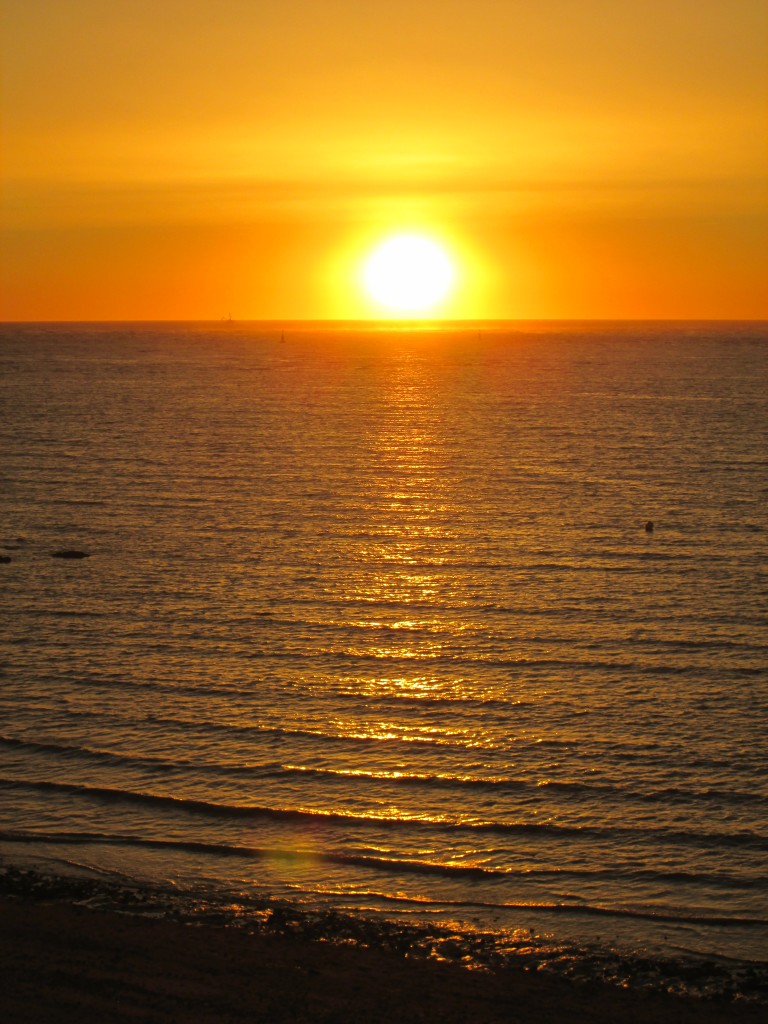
xmin=644 ymin=521 xmax=654 ymax=533
xmin=0 ymin=555 xmax=11 ymax=564
xmin=50 ymin=549 xmax=90 ymax=559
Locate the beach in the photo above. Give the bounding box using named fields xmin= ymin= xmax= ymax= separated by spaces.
xmin=2 ymin=893 xmax=764 ymax=1024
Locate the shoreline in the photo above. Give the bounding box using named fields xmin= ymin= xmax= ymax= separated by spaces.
xmin=1 ymin=863 xmax=766 ymax=1024
xmin=2 ymin=897 xmax=764 ymax=1024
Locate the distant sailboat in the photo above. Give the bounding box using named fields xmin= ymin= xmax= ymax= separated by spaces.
xmin=221 ymin=313 xmax=233 ymax=322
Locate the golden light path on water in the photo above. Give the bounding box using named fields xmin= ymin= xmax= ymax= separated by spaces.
xmin=313 ymin=345 xmax=525 ymax=834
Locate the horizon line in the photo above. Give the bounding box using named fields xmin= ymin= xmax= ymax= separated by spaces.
xmin=2 ymin=317 xmax=767 ymax=326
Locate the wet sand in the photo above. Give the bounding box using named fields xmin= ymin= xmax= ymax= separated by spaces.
xmin=1 ymin=898 xmax=763 ymax=1024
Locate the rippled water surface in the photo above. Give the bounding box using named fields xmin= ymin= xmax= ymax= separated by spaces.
xmin=1 ymin=321 xmax=766 ymax=984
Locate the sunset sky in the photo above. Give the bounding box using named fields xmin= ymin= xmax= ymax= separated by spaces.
xmin=2 ymin=0 xmax=767 ymax=321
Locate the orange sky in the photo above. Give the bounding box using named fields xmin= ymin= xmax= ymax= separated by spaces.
xmin=2 ymin=0 xmax=767 ymax=320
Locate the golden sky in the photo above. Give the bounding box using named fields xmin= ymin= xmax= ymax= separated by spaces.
xmin=2 ymin=0 xmax=767 ymax=320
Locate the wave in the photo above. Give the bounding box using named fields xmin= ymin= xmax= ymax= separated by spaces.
xmin=13 ymin=607 xmax=108 ymax=619
xmin=280 ymin=763 xmax=768 ymax=807
xmin=1 ymin=829 xmax=766 ymax=929
xmin=0 ymin=734 xmax=279 ymax=777
xmin=3 ymin=777 xmax=767 ymax=852
xmin=245 ymin=648 xmax=711 ymax=677
xmin=340 ymin=888 xmax=768 ymax=929
xmin=534 ymin=777 xmax=768 ymax=807
xmin=141 ymin=714 xmax=489 ymax=750
xmin=4 ymin=736 xmax=765 ymax=810
xmin=1 ymin=708 xmax=494 ymax=752
xmin=2 ymin=670 xmax=532 ymax=712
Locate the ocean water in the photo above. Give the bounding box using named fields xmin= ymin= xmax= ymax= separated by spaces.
xmin=1 ymin=321 xmax=766 ymax=995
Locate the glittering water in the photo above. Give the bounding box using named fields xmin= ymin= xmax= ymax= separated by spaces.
xmin=1 ymin=321 xmax=766 ymax=978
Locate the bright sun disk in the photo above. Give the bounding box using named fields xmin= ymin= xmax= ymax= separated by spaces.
xmin=362 ymin=234 xmax=455 ymax=315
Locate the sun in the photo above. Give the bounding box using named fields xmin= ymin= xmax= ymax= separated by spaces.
xmin=362 ymin=234 xmax=456 ymax=316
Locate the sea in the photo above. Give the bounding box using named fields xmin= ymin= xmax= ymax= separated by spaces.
xmin=1 ymin=320 xmax=766 ymax=999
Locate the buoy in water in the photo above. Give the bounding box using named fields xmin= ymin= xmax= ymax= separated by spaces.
xmin=645 ymin=521 xmax=654 ymax=533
